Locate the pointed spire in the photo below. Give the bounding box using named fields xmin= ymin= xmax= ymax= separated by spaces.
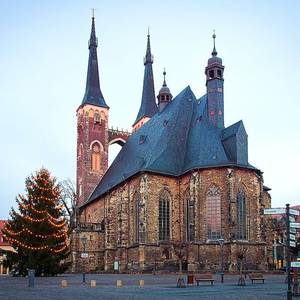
xmin=144 ymin=28 xmax=153 ymax=65
xmin=89 ymin=14 xmax=98 ymax=49
xmin=133 ymin=31 xmax=157 ymax=125
xmin=212 ymin=30 xmax=217 ymax=57
xmin=81 ymin=15 xmax=108 ymax=108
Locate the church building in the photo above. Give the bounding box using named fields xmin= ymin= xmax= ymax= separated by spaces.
xmin=71 ymin=17 xmax=272 ymax=273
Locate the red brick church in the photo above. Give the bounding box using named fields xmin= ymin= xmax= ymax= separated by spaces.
xmin=71 ymin=17 xmax=272 ymax=273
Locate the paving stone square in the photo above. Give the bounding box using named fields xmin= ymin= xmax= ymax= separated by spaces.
xmin=0 ymin=273 xmax=289 ymax=299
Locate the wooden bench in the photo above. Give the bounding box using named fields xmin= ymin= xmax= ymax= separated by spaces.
xmin=195 ymin=273 xmax=214 ymax=286
xmin=248 ymin=273 xmax=265 ymax=284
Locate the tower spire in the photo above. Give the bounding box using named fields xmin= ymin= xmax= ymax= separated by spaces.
xmin=133 ymin=31 xmax=157 ymax=129
xmin=212 ymin=30 xmax=217 ymax=57
xmin=144 ymin=28 xmax=153 ymax=65
xmin=80 ymin=15 xmax=108 ymax=108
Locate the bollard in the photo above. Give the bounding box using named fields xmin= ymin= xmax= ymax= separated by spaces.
xmin=90 ymin=280 xmax=96 ymax=288
xmin=116 ymin=280 xmax=123 ymax=287
xmin=139 ymin=279 xmax=144 ymax=287
xmin=28 ymin=269 xmax=35 ymax=287
xmin=61 ymin=280 xmax=68 ymax=288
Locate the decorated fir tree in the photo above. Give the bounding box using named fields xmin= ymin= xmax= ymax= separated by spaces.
xmin=2 ymin=168 xmax=69 ymax=276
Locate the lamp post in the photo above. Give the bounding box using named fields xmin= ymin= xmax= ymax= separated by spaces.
xmin=218 ymin=238 xmax=225 ymax=283
xmin=81 ymin=235 xmax=87 ymax=283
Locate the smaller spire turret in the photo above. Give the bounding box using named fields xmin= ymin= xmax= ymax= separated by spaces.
xmin=205 ymin=30 xmax=224 ymax=84
xmin=157 ymin=68 xmax=172 ymax=112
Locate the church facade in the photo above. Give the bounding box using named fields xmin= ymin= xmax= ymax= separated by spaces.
xmin=71 ymin=17 xmax=272 ymax=273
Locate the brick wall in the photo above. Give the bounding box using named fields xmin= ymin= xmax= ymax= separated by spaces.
xmin=75 ymin=166 xmax=272 ymax=272
xmin=76 ymin=104 xmax=109 ymax=207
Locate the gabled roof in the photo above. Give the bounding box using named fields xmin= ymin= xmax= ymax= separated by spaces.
xmin=82 ymin=86 xmax=258 ymax=207
xmin=222 ymin=120 xmax=246 ymax=140
xmin=80 ymin=17 xmax=109 ymax=109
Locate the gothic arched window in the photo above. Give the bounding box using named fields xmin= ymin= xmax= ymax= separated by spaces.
xmin=237 ymin=189 xmax=247 ymax=240
xmin=91 ymin=143 xmax=101 ymax=171
xmin=206 ymin=185 xmax=221 ymax=240
xmin=159 ymin=190 xmax=170 ymax=241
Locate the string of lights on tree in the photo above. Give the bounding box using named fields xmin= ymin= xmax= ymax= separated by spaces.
xmin=2 ymin=168 xmax=69 ymax=259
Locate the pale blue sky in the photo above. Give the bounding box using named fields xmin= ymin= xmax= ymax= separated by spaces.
xmin=0 ymin=0 xmax=299 ymax=219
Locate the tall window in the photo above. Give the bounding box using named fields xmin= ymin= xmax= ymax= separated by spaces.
xmin=237 ymin=189 xmax=247 ymax=240
xmin=206 ymin=185 xmax=221 ymax=240
xmin=186 ymin=191 xmax=195 ymax=241
xmin=159 ymin=190 xmax=170 ymax=241
xmin=91 ymin=143 xmax=101 ymax=171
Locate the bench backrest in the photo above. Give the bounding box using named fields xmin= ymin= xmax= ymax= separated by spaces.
xmin=195 ymin=273 xmax=213 ymax=280
xmin=249 ymin=273 xmax=263 ymax=279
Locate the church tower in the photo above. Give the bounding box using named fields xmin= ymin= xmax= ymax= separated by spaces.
xmin=76 ymin=16 xmax=109 ymax=207
xmin=205 ymin=31 xmax=225 ymax=129
xmin=133 ymin=31 xmax=158 ymax=132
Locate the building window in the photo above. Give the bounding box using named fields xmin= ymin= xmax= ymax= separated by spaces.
xmin=206 ymin=185 xmax=221 ymax=240
xmin=159 ymin=190 xmax=170 ymax=241
xmin=94 ymin=111 xmax=100 ymax=123
xmin=217 ymin=69 xmax=222 ymax=78
xmin=237 ymin=189 xmax=247 ymax=240
xmin=91 ymin=143 xmax=101 ymax=171
xmin=209 ymin=70 xmax=214 ymax=79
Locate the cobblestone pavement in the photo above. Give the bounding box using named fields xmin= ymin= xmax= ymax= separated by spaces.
xmin=0 ymin=273 xmax=288 ymax=299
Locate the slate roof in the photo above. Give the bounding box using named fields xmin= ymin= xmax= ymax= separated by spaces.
xmin=82 ymin=86 xmax=258 ymax=207
xmin=81 ymin=17 xmax=109 ymax=109
xmin=133 ymin=34 xmax=158 ymax=124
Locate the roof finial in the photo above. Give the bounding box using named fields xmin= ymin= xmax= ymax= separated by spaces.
xmin=163 ymin=68 xmax=167 ymax=86
xmin=148 ymin=26 xmax=150 ymax=37
xmin=91 ymin=8 xmax=95 ymax=19
xmin=212 ymin=29 xmax=217 ymax=56
xmin=89 ymin=10 xmax=97 ymax=49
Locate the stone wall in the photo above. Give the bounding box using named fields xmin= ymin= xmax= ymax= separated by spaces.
xmin=75 ymin=166 xmax=272 ymax=272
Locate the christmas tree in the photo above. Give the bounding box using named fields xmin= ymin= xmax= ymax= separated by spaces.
xmin=2 ymin=168 xmax=70 ymax=276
